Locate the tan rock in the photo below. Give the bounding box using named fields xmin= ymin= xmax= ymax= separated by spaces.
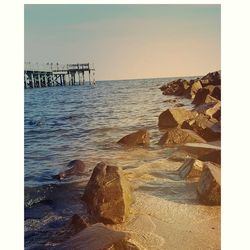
xmin=160 ymin=79 xmax=190 ymax=96
xmin=181 ymin=114 xmax=220 ymax=141
xmin=185 ymin=80 xmax=203 ymax=99
xmin=204 ymin=94 xmax=219 ymax=104
xmin=178 ymin=158 xmax=205 ymax=179
xmin=205 ymin=85 xmax=221 ymax=100
xmin=192 ymin=86 xmax=219 ymax=106
xmin=197 ymin=162 xmax=221 ymax=205
xmin=118 ymin=129 xmax=150 ymax=146
xmin=158 ymin=128 xmax=206 ymax=145
xmin=83 ymin=162 xmax=132 ymax=224
xmin=192 ymin=88 xmax=210 ymax=105
xmin=205 ymin=101 xmax=221 ymax=120
xmin=158 ymin=108 xmax=197 ymax=128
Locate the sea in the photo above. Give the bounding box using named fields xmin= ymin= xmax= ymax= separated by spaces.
xmin=24 ymin=77 xmax=196 ymax=249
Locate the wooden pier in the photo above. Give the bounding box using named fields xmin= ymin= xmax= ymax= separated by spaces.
xmin=24 ymin=63 xmax=95 ymax=88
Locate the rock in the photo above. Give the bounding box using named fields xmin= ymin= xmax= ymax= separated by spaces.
xmin=47 ymin=214 xmax=89 ymax=244
xmin=178 ymin=143 xmax=221 ymax=161
xmin=184 ymin=80 xmax=203 ymax=99
xmin=201 ymin=71 xmax=221 ymax=86
xmin=53 ymin=160 xmax=86 ymax=180
xmin=181 ymin=114 xmax=221 ymax=141
xmin=193 ymin=102 xmax=216 ymax=113
xmin=158 ymin=128 xmax=206 ymax=145
xmin=178 ymin=158 xmax=204 ymax=179
xmin=55 ymin=223 xmax=130 ymax=250
xmin=213 ymin=109 xmax=221 ymax=121
xmin=198 ymin=150 xmax=221 ymax=164
xmin=193 ymin=102 xmax=221 ymax=121
xmin=192 ymin=88 xmax=219 ymax=106
xmin=118 ymin=129 xmax=150 ymax=146
xmin=192 ymin=88 xmax=210 ymax=105
xmin=197 ymin=162 xmax=221 ymax=205
xmin=205 ymin=102 xmax=221 ymax=120
xmin=69 ymin=214 xmax=88 ymax=234
xmin=160 ymin=79 xmax=190 ymax=96
xmin=82 ymin=162 xmax=132 ymax=224
xmin=205 ymin=85 xmax=221 ymax=100
xmin=203 ymin=94 xmax=219 ymax=104
xmin=158 ymin=108 xmax=197 ymax=128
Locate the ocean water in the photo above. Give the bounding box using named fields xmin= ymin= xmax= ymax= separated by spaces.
xmin=24 ymin=77 xmax=196 ymax=249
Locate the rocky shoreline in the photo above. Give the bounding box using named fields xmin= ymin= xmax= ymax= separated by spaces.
xmin=45 ymin=71 xmax=221 ymax=249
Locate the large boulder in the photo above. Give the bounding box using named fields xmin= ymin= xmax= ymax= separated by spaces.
xmin=197 ymin=162 xmax=221 ymax=205
xmin=181 ymin=114 xmax=221 ymax=141
xmin=178 ymin=158 xmax=204 ymax=179
xmin=158 ymin=128 xmax=206 ymax=145
xmin=158 ymin=108 xmax=197 ymax=128
xmin=200 ymin=70 xmax=221 ymax=86
xmin=82 ymin=162 xmax=132 ymax=224
xmin=53 ymin=160 xmax=86 ymax=180
xmin=184 ymin=80 xmax=203 ymax=99
xmin=55 ymin=223 xmax=133 ymax=250
xmin=160 ymin=79 xmax=190 ymax=96
xmin=118 ymin=129 xmax=150 ymax=146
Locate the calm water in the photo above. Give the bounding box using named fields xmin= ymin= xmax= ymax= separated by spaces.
xmin=24 ymin=77 xmax=195 ymax=249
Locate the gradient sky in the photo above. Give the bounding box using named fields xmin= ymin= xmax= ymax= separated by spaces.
xmin=25 ymin=4 xmax=221 ymax=80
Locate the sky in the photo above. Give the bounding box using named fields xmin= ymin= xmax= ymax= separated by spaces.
xmin=25 ymin=4 xmax=221 ymax=80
